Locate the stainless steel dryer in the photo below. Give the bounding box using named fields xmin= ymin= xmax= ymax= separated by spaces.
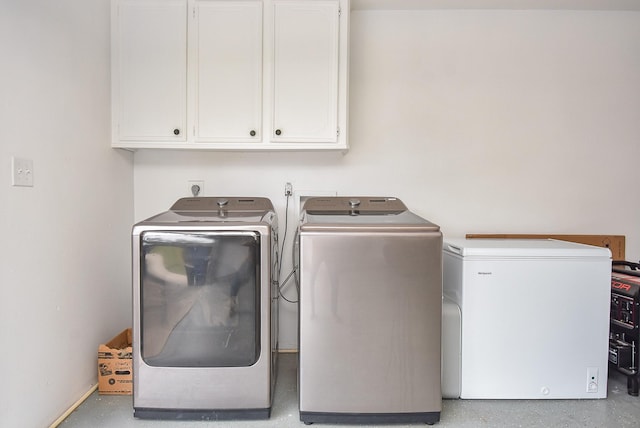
xmin=131 ymin=197 xmax=278 ymax=420
xmin=297 ymin=197 xmax=442 ymax=425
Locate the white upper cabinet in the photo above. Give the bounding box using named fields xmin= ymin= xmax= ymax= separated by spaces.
xmin=271 ymin=1 xmax=340 ymax=144
xmin=111 ymin=0 xmax=349 ymax=151
xmin=192 ymin=1 xmax=263 ymax=142
xmin=112 ymin=0 xmax=187 ymax=142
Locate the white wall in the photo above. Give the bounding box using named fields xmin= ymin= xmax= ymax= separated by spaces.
xmin=4 ymin=3 xmax=634 ymax=426
xmin=0 ymin=1 xmax=133 ymax=426
xmin=134 ymin=9 xmax=640 ymax=349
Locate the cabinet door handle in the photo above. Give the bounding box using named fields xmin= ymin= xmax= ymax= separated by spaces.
xmin=173 ymin=128 xmax=180 ymax=135
xmin=275 ymin=129 xmax=282 ymax=136
xmin=250 ymin=130 xmax=256 ymax=137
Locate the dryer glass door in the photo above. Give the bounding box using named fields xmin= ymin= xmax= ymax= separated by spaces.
xmin=139 ymin=230 xmax=260 ymax=367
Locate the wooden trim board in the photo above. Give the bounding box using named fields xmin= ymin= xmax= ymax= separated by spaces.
xmin=465 ymin=234 xmax=625 ymax=261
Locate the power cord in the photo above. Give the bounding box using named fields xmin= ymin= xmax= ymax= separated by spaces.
xmin=277 ymin=192 xmax=299 ymax=304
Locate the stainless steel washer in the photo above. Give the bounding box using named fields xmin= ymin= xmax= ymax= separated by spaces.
xmin=297 ymin=197 xmax=442 ymax=425
xmin=131 ymin=197 xmax=278 ymax=420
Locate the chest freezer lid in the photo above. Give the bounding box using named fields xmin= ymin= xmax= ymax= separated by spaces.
xmin=138 ymin=197 xmax=276 ymax=224
xmin=443 ymin=238 xmax=612 ymax=258
xmin=300 ymin=196 xmax=440 ymax=231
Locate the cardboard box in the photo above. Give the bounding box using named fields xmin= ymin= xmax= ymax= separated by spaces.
xmin=98 ymin=328 xmax=132 ymax=395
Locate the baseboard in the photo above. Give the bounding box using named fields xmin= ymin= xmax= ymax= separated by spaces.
xmin=49 ymin=383 xmax=98 ymax=428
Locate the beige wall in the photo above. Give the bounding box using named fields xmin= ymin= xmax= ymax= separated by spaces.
xmin=3 ymin=4 xmax=636 ymax=425
xmin=134 ymin=8 xmax=640 ymax=350
xmin=0 ymin=1 xmax=133 ymax=426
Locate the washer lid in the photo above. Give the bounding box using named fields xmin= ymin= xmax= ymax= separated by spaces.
xmin=300 ymin=196 xmax=440 ymax=231
xmin=303 ymin=196 xmax=407 ymax=215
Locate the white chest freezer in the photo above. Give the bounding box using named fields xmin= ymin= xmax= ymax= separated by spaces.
xmin=443 ymin=238 xmax=611 ymax=399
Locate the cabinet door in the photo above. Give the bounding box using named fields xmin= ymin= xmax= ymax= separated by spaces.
xmin=113 ymin=0 xmax=187 ymax=142
xmin=271 ymin=1 xmax=340 ymax=143
xmin=192 ymin=1 xmax=263 ymax=142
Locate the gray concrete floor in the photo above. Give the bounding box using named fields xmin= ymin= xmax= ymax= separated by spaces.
xmin=60 ymin=353 xmax=640 ymax=427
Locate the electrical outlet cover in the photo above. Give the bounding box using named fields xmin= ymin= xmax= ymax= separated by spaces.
xmin=188 ymin=180 xmax=204 ymax=197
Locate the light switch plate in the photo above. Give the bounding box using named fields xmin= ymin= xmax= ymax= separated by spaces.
xmin=11 ymin=157 xmax=34 ymax=187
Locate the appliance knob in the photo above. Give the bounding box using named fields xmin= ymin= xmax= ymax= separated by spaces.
xmin=217 ymin=198 xmax=229 ymax=207
xmin=349 ymin=198 xmax=361 ymax=208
